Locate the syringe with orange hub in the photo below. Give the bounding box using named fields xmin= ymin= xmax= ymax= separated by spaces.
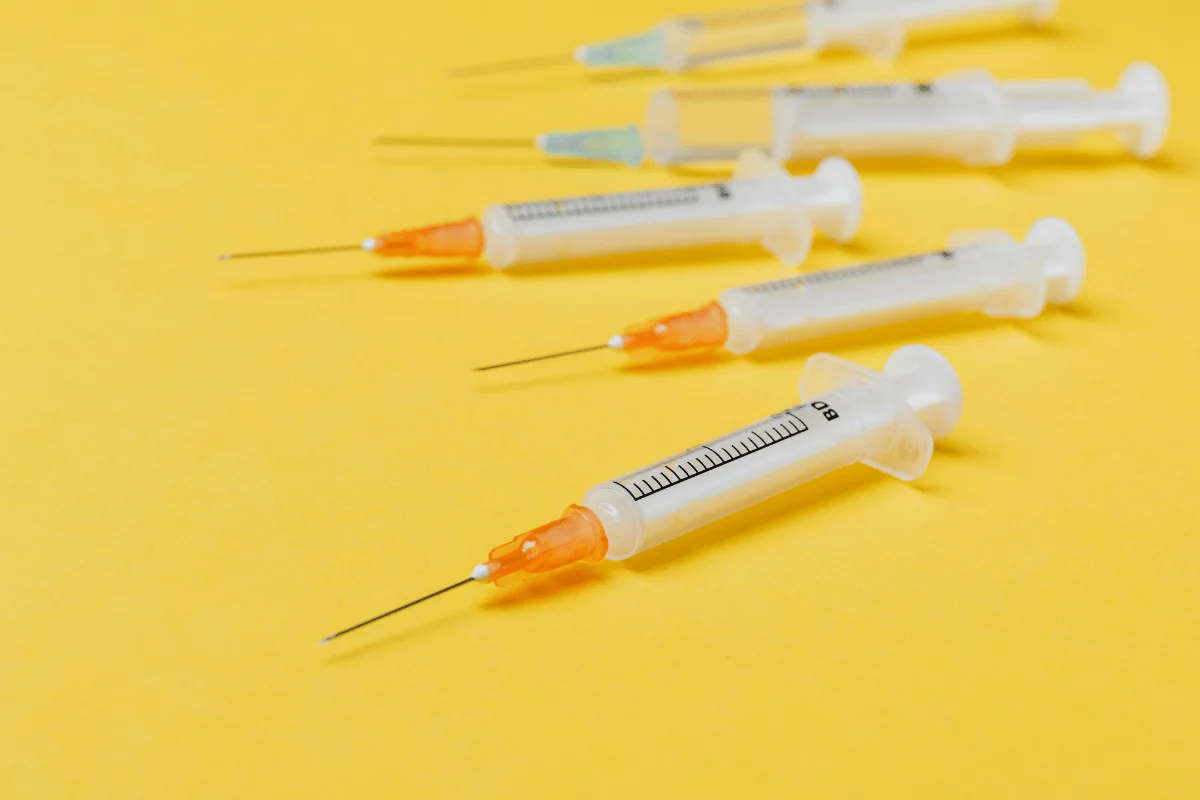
xmin=221 ymin=153 xmax=860 ymax=270
xmin=320 ymin=345 xmax=963 ymax=645
xmin=473 ymin=218 xmax=1085 ymax=372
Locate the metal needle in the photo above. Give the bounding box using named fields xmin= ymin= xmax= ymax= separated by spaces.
xmin=449 ymin=53 xmax=575 ymax=78
xmin=319 ymin=576 xmax=477 ymax=646
xmin=473 ymin=343 xmax=613 ymax=372
xmin=217 ymin=244 xmax=363 ymax=261
xmin=374 ymin=136 xmax=534 ymax=148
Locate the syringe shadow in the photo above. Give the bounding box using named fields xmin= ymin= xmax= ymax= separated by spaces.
xmin=387 ymin=145 xmax=1193 ymax=184
xmin=498 ymin=242 xmax=790 ymax=277
xmin=373 ymin=154 xmax=640 ymax=172
xmin=663 ymin=150 xmax=1190 ymax=183
xmin=448 ymin=67 xmax=662 ymax=100
xmin=623 ymin=468 xmax=876 ymax=575
xmin=892 ymin=15 xmax=1076 ymax=54
xmin=317 ymin=568 xmax=615 ymax=662
xmin=742 ymin=299 xmax=1107 ymax=367
xmin=224 ymin=241 xmax=810 ymax=290
xmin=223 ymin=260 xmax=489 ymax=290
xmin=471 ymin=348 xmax=736 ymax=395
xmin=619 ymin=348 xmax=738 ymax=373
xmin=473 ymin=361 xmax=616 ymax=394
xmin=827 ymin=150 xmax=1188 ymax=180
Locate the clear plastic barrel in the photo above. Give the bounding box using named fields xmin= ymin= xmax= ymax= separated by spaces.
xmin=646 ymin=88 xmax=776 ymax=165
xmin=581 ymin=345 xmax=963 ymax=559
xmin=648 ymin=75 xmax=1014 ymax=166
xmin=718 ymin=218 xmax=1084 ymax=354
xmin=770 ymin=71 xmax=1014 ymax=164
xmin=480 ymin=154 xmax=861 ymax=268
xmin=644 ymin=64 xmax=1167 ymax=168
xmin=659 ymin=3 xmax=810 ymax=71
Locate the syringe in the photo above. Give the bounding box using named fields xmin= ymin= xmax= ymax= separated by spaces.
xmin=321 ymin=344 xmax=963 ymax=644
xmin=644 ymin=62 xmax=1170 ymax=166
xmin=475 ymin=218 xmax=1082 ymax=371
xmin=396 ymin=63 xmax=1168 ymax=168
xmin=220 ymin=154 xmax=861 ymax=268
xmin=452 ymin=0 xmax=1055 ymax=76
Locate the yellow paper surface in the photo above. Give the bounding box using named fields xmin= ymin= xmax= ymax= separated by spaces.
xmin=2 ymin=0 xmax=1197 ymax=796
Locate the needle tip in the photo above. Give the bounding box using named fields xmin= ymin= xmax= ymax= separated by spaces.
xmin=318 ymin=635 xmax=334 ymax=646
xmin=216 ymin=254 xmax=230 ymax=261
xmin=472 ymin=342 xmax=613 ymax=371
xmin=316 ymin=575 xmax=478 ymax=645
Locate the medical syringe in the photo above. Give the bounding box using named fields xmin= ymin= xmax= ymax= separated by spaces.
xmin=321 ymin=344 xmax=963 ymax=644
xmin=475 ymin=218 xmax=1082 ymax=371
xmin=452 ymin=0 xmax=1055 ymax=76
xmin=219 ymin=154 xmax=860 ymax=269
xmin=645 ymin=62 xmax=1170 ymax=166
xmin=388 ymin=63 xmax=1169 ymax=168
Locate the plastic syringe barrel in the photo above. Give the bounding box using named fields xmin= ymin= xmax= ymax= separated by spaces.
xmin=479 ymin=153 xmax=861 ymax=268
xmin=770 ymin=70 xmax=1016 ymax=165
xmin=646 ymin=74 xmax=1015 ymax=166
xmin=718 ymin=217 xmax=1084 ymax=355
xmin=644 ymin=63 xmax=1168 ymax=167
xmin=576 ymin=0 xmax=1054 ymax=73
xmin=581 ymin=345 xmax=963 ymax=559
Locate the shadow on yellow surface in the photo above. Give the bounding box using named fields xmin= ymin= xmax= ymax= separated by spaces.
xmin=223 ymin=242 xmax=789 ymax=290
xmin=503 ymin=241 xmax=777 ymax=276
xmin=744 ymin=301 xmax=1105 ymax=366
xmin=373 ymin=153 xmax=638 ymax=171
xmin=482 ymin=563 xmax=613 ymax=611
xmin=625 ymin=433 xmax=977 ymax=576
xmin=665 ymin=151 xmax=1189 ymax=182
xmin=624 ymin=464 xmax=885 ymax=574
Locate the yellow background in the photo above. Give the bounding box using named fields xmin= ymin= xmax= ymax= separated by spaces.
xmin=3 ymin=0 xmax=1198 ymax=796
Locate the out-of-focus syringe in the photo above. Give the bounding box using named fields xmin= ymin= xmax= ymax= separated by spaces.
xmin=644 ymin=62 xmax=1170 ymax=166
xmin=451 ymin=0 xmax=1055 ymax=76
xmin=474 ymin=218 xmax=1083 ymax=371
xmin=220 ymin=154 xmax=860 ymax=269
xmin=384 ymin=64 xmax=1169 ymax=168
xmin=321 ymin=344 xmax=963 ymax=644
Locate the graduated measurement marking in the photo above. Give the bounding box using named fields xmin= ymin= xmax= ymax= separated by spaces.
xmin=614 ymin=405 xmax=817 ymax=501
xmin=505 ymin=184 xmax=732 ymax=223
xmin=742 ymin=249 xmax=956 ymax=295
xmin=779 ymin=82 xmax=936 ymax=98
